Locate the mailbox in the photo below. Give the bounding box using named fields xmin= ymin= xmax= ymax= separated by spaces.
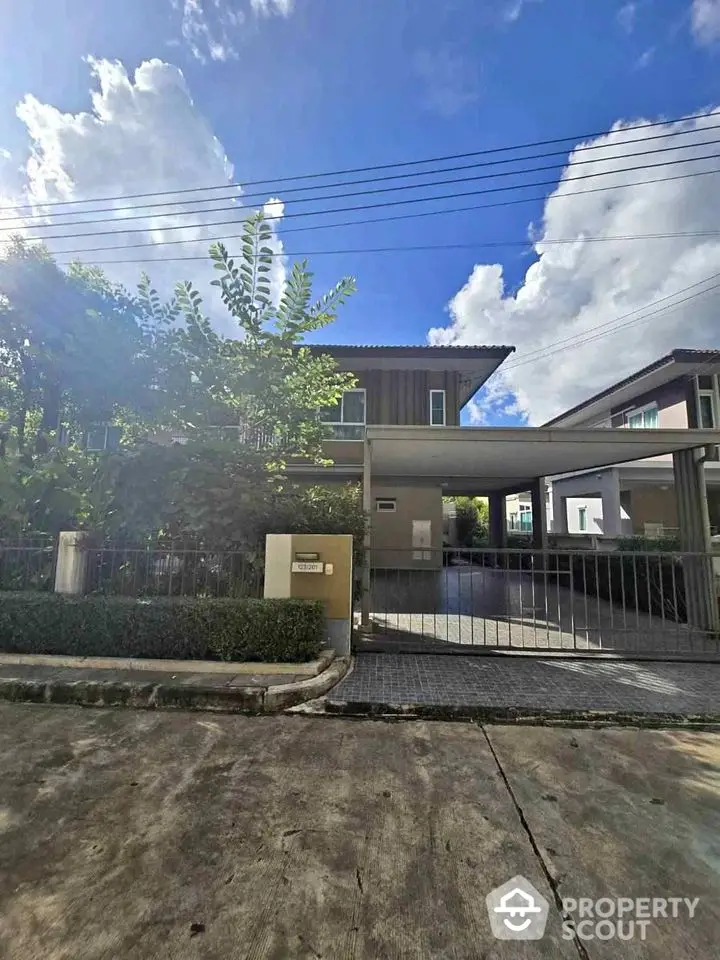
xmin=264 ymin=534 xmax=353 ymax=655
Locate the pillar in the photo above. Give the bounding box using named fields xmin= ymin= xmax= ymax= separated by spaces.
xmin=488 ymin=493 xmax=507 ymax=549
xmin=530 ymin=477 xmax=548 ymax=550
xmin=360 ymin=438 xmax=372 ymax=628
xmin=551 ymin=483 xmax=568 ymax=534
xmin=600 ymin=469 xmax=623 ymax=537
xmin=54 ymin=531 xmax=88 ymax=595
xmin=673 ymin=447 xmax=718 ymax=633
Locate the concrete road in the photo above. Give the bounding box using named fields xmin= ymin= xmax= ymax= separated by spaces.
xmin=0 ymin=706 xmax=717 ymax=959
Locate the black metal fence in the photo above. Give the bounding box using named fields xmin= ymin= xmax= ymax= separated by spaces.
xmin=361 ymin=547 xmax=720 ymax=658
xmin=80 ymin=540 xmax=264 ymax=598
xmin=0 ymin=536 xmax=58 ymax=592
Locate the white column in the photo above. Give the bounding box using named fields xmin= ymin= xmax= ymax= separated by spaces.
xmin=54 ymin=531 xmax=88 ymax=595
xmin=600 ymin=469 xmax=622 ymax=537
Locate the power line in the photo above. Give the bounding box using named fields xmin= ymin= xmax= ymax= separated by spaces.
xmin=3 ymin=108 xmax=718 ymax=214
xmin=14 ymin=157 xmax=720 ymax=245
xmin=9 ymin=142 xmax=720 ymax=235
xmin=53 ymin=232 xmax=720 ymax=268
xmin=501 ymin=273 xmax=720 ymax=372
xmin=5 ymin=123 xmax=720 ymax=225
xmin=51 ymin=171 xmax=720 ymax=258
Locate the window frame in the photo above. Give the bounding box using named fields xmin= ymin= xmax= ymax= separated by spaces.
xmin=429 ymin=389 xmax=446 ymax=427
xmin=624 ymin=402 xmax=659 ymax=429
xmin=577 ymin=506 xmax=587 ymax=532
xmin=375 ymin=498 xmax=397 ymax=513
xmin=697 ymin=389 xmax=717 ymax=429
xmin=321 ymin=388 xmax=367 ymax=441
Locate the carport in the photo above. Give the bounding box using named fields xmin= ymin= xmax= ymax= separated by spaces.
xmin=360 ymin=426 xmax=720 ymax=649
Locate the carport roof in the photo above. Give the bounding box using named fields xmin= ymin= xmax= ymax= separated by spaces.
xmin=365 ymin=425 xmax=720 ymax=494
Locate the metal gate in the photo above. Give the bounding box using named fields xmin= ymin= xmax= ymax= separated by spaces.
xmin=358 ymin=547 xmax=720 ymax=660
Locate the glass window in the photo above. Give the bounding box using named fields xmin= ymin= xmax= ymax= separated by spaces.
xmin=320 ymin=389 xmax=366 ymax=440
xmin=430 ymin=390 xmax=446 ymax=426
xmin=578 ymin=507 xmax=587 ymax=532
xmin=699 ymin=393 xmax=716 ymax=429
xmin=626 ymin=406 xmax=658 ymax=428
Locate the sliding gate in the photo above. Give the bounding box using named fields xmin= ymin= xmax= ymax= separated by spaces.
xmin=359 ymin=547 xmax=720 ymax=660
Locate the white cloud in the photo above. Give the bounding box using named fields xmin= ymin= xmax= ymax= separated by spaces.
xmin=414 ymin=48 xmax=480 ymax=117
xmin=691 ymin=0 xmax=720 ymax=44
xmin=1 ymin=57 xmax=286 ymax=335
xmin=251 ymin=0 xmax=294 ymax=16
xmin=503 ymin=0 xmax=542 ymax=23
xmin=429 ymin=109 xmax=720 ymax=425
xmin=617 ymin=2 xmax=637 ymax=32
xmin=636 ymin=46 xmax=655 ymax=68
xmin=172 ymin=0 xmax=294 ymax=63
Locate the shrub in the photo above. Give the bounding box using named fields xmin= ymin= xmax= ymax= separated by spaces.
xmin=0 ymin=593 xmax=324 ymax=663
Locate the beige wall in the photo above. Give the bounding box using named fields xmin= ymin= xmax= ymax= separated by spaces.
xmin=370 ymin=484 xmax=444 ymax=569
xmin=629 ymin=487 xmax=678 ymax=533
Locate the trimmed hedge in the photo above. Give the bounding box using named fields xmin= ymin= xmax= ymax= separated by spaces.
xmin=0 ymin=593 xmax=325 ymax=663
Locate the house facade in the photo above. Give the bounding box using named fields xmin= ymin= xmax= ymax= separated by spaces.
xmin=293 ymin=344 xmax=514 ymax=566
xmin=543 ymin=349 xmax=720 ymax=537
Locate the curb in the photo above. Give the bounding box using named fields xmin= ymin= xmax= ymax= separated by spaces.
xmin=323 ymin=699 xmax=720 ymax=728
xmin=0 ymin=649 xmax=335 ymax=677
xmin=0 ymin=658 xmax=350 ymax=715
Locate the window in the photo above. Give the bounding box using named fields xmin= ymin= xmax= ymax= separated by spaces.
xmin=625 ymin=405 xmax=658 ymax=429
xmin=320 ymin=389 xmax=366 ymax=440
xmin=698 ymin=392 xmax=716 ymax=429
xmin=429 ymin=389 xmax=446 ymax=426
xmin=85 ymin=425 xmax=122 ymax=452
xmin=375 ymin=498 xmax=397 ymax=513
xmin=578 ymin=506 xmax=587 ymax=532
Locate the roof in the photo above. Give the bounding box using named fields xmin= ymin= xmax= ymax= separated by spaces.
xmin=306 ymin=344 xmax=514 ymax=358
xmin=365 ymin=425 xmax=720 ymax=495
xmin=305 ymin=344 xmax=515 ymax=407
xmin=544 ymin=348 xmax=720 ymax=428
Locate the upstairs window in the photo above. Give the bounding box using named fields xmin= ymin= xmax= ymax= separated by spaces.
xmin=320 ymin=389 xmax=366 ymax=440
xmin=429 ymin=389 xmax=446 ymax=426
xmin=625 ymin=405 xmax=658 ymax=429
xmin=85 ymin=425 xmax=122 ymax=452
xmin=698 ymin=391 xmax=716 ymax=429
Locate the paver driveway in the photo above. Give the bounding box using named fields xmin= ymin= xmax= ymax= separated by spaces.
xmin=0 ymin=705 xmax=718 ymax=959
xmin=363 ymin=566 xmax=718 ymax=657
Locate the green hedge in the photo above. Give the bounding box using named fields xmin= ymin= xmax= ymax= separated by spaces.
xmin=0 ymin=593 xmax=325 ymax=663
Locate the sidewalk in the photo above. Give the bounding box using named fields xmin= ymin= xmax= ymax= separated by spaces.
xmin=325 ymin=652 xmax=720 ymax=722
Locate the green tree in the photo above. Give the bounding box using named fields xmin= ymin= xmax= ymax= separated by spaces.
xmin=138 ymin=213 xmax=357 ymax=463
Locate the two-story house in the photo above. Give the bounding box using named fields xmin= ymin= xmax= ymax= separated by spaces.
xmin=542 ymin=348 xmax=720 ymax=537
xmin=293 ymin=344 xmax=514 ymax=566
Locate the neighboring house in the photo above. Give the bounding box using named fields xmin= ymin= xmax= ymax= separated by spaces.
xmin=291 ymin=344 xmax=514 ymax=566
xmin=542 ymin=349 xmax=720 ymax=537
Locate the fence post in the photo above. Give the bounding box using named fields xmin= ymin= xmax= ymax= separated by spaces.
xmin=54 ymin=532 xmax=88 ymax=595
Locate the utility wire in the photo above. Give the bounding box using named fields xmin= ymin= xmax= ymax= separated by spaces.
xmin=499 ymin=273 xmax=720 ymax=372
xmin=53 ymin=232 xmax=720 ymax=268
xmin=5 ymin=123 xmax=720 ymax=224
xmin=3 ymin=108 xmax=718 ymax=213
xmin=51 ymin=174 xmax=720 ymax=258
xmin=9 ymin=143 xmax=720 ymax=235
xmin=14 ymin=158 xmax=720 ymax=245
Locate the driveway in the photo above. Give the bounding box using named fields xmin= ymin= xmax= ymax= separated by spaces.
xmin=0 ymin=705 xmax=718 ymax=958
xmin=364 ymin=566 xmax=717 ymax=657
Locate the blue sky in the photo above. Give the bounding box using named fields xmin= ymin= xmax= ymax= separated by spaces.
xmin=0 ymin=0 xmax=719 ymax=424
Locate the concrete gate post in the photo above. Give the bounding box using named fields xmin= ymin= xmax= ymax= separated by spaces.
xmin=54 ymin=531 xmax=88 ymax=595
xmin=530 ymin=478 xmax=548 ymax=550
xmin=361 ymin=438 xmax=372 ymax=629
xmin=672 ymin=447 xmax=718 ymax=634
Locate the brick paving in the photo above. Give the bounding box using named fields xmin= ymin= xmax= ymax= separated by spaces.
xmin=327 ymin=653 xmax=720 ymax=716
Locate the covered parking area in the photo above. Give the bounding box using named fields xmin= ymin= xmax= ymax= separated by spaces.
xmin=360 ymin=426 xmax=720 ymax=658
